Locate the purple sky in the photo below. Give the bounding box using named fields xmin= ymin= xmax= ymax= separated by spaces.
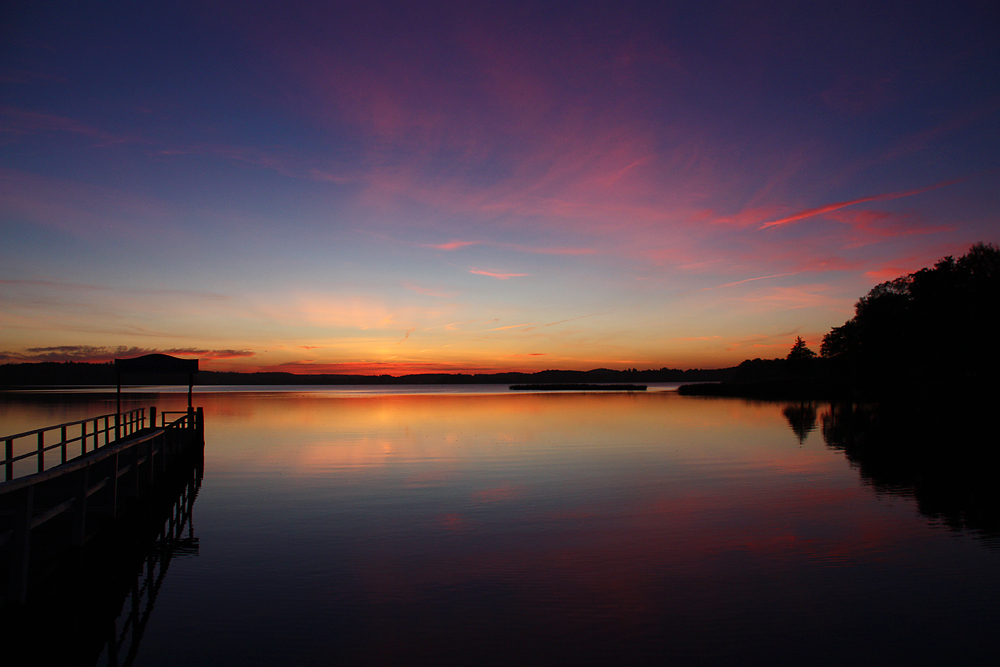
xmin=2 ymin=1 xmax=998 ymax=373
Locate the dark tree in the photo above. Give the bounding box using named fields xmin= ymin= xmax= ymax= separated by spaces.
xmin=820 ymin=242 xmax=1000 ymax=390
xmin=786 ymin=336 xmax=816 ymax=363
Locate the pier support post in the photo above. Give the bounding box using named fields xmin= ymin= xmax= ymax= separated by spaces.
xmin=111 ymin=452 xmax=120 ymax=519
xmin=73 ymin=464 xmax=90 ymax=548
xmin=8 ymin=485 xmax=35 ymax=605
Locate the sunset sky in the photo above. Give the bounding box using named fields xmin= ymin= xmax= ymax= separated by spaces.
xmin=2 ymin=1 xmax=998 ymax=374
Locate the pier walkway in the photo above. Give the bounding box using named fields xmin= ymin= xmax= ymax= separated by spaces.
xmin=0 ymin=406 xmax=205 ymax=607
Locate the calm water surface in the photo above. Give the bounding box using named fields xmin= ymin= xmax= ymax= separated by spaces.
xmin=2 ymin=386 xmax=998 ymax=665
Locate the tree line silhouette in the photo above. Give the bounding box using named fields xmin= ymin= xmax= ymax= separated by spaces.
xmin=682 ymin=242 xmax=1000 ymax=398
xmin=0 ymin=363 xmax=738 ymax=388
xmin=820 ymin=241 xmax=999 ymax=392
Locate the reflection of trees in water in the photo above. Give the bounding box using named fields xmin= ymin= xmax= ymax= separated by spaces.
xmin=782 ymin=402 xmax=818 ymax=444
xmin=821 ymin=400 xmax=1000 ymax=547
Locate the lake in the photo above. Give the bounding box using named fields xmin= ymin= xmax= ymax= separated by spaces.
xmin=2 ymin=386 xmax=998 ymax=666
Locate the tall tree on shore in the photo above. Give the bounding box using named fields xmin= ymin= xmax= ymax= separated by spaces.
xmin=786 ymin=337 xmax=816 ymax=363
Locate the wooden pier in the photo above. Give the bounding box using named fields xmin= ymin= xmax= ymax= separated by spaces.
xmin=0 ymin=406 xmax=205 ymax=608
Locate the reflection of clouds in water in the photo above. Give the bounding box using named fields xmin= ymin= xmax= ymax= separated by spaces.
xmin=472 ymin=483 xmax=522 ymax=503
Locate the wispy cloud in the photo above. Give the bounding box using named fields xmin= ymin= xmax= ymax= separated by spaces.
xmin=0 ymin=106 xmax=142 ymax=145
xmin=701 ymin=272 xmax=801 ymax=290
xmin=0 ymin=346 xmax=254 ymax=363
xmin=0 ymin=167 xmax=176 ymax=239
xmin=420 ymin=238 xmax=595 ymax=256
xmin=403 ymin=282 xmax=460 ymax=298
xmin=0 ymin=278 xmax=229 ymax=301
xmin=497 ymin=242 xmax=596 ymax=256
xmin=469 ymin=269 xmax=528 ymax=279
xmin=759 ymin=177 xmax=964 ymax=230
xmin=428 ymin=240 xmax=480 ymax=251
xmin=486 ymin=323 xmax=535 ymax=332
xmin=519 ymin=313 xmax=603 ymax=332
xmin=738 ymin=285 xmax=845 ymax=311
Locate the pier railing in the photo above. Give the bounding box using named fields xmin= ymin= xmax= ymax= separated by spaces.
xmin=3 ymin=408 xmax=148 ymax=482
xmin=0 ymin=406 xmax=204 ymax=607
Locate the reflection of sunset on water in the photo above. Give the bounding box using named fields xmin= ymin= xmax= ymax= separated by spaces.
xmin=4 ymin=388 xmax=998 ymax=664
xmin=194 ymin=391 xmax=816 ymax=478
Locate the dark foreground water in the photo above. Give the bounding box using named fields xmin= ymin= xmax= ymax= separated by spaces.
xmin=2 ymin=387 xmax=998 ymax=665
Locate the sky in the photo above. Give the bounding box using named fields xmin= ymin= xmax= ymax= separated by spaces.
xmin=2 ymin=0 xmax=998 ymax=374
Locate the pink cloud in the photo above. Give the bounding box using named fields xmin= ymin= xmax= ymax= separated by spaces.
xmin=864 ymin=267 xmax=910 ymax=282
xmin=201 ymin=2 xmax=986 ymax=304
xmin=708 ymin=206 xmax=786 ymax=228
xmin=0 ymin=168 xmax=176 ymax=240
xmin=469 ymin=269 xmax=528 ymax=280
xmin=859 ymin=249 xmax=962 ymax=283
xmin=0 ymin=346 xmax=253 ymax=364
xmin=417 ymin=237 xmax=595 ymax=256
xmin=497 ymin=242 xmax=596 ymax=256
xmin=469 ymin=269 xmax=528 ymax=279
xmin=822 ymin=208 xmax=951 ymax=247
xmin=428 ymin=240 xmax=479 ymax=251
xmin=215 ymin=4 xmax=709 ymax=233
xmin=739 ymin=285 xmax=845 ymax=310
xmin=702 ymin=272 xmax=801 ymax=290
xmin=759 ymin=177 xmax=964 ymax=229
xmin=0 ymin=106 xmax=142 ymax=145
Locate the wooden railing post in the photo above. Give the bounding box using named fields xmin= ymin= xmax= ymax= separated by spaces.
xmin=36 ymin=431 xmax=44 ymax=473
xmin=150 ymin=406 xmax=157 ymax=431
xmin=61 ymin=425 xmax=68 ymax=464
xmin=82 ymin=420 xmax=88 ymax=455
xmin=5 ymin=438 xmax=12 ymax=481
